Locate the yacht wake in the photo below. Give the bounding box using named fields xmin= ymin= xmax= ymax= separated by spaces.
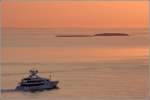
xmin=1 ymin=88 xmax=17 ymax=93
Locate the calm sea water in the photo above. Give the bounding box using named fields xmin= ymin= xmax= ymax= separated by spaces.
xmin=1 ymin=28 xmax=148 ymax=100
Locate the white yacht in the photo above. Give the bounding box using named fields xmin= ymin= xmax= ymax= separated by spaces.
xmin=15 ymin=69 xmax=59 ymax=92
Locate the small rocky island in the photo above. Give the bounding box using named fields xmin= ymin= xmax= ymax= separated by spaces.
xmin=56 ymin=33 xmax=129 ymax=37
xmin=94 ymin=33 xmax=129 ymax=36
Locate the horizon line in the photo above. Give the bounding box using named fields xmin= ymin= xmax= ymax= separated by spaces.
xmin=1 ymin=27 xmax=148 ymax=29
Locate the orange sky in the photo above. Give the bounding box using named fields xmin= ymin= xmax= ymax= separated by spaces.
xmin=2 ymin=1 xmax=149 ymax=28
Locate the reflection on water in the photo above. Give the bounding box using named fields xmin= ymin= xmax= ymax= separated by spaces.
xmin=1 ymin=28 xmax=148 ymax=100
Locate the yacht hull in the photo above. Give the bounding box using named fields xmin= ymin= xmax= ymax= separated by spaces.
xmin=16 ymin=81 xmax=59 ymax=92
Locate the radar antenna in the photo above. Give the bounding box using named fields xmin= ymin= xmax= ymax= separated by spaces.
xmin=29 ymin=69 xmax=38 ymax=76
